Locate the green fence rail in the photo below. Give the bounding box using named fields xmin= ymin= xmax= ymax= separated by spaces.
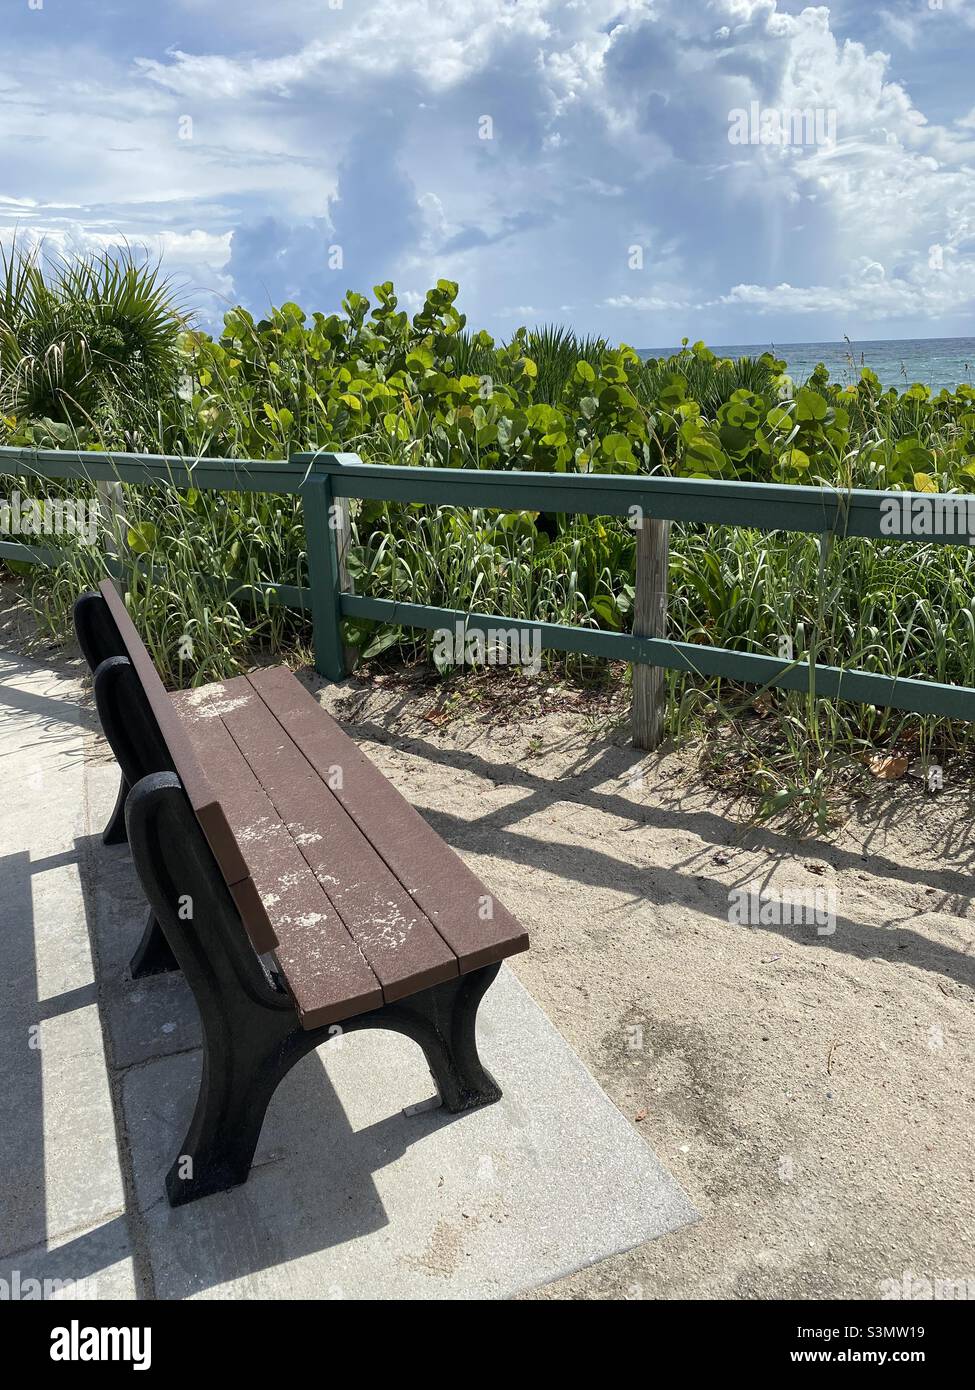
xmin=2 ymin=444 xmax=975 ymax=722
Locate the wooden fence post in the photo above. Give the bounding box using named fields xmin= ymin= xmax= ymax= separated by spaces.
xmin=631 ymin=514 xmax=671 ymax=750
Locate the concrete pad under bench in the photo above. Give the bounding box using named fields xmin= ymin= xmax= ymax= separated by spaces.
xmin=120 ymin=966 xmax=697 ymax=1300
xmin=2 ymin=645 xmax=695 ymax=1300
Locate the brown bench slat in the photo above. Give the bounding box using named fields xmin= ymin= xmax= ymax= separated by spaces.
xmin=247 ymin=666 xmax=530 ymax=973
xmin=97 ymin=581 xmax=277 ymax=954
xmin=209 ymin=677 xmax=460 ymax=1003
xmin=172 ymin=683 xmax=384 ymax=1028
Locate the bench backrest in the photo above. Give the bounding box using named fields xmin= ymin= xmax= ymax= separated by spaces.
xmin=96 ymin=580 xmax=278 ymax=953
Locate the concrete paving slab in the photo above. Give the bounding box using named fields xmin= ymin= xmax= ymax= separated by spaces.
xmin=101 ymin=973 xmax=202 ymax=1068
xmin=0 ymin=652 xmax=135 ymax=1289
xmin=80 ymin=755 xmax=148 ymax=976
xmin=86 ymin=844 xmax=156 ymax=978
xmin=122 ymin=967 xmax=698 ymax=1299
xmin=83 ymin=756 xmax=202 ymax=1063
xmin=0 ymin=1004 xmax=127 ymax=1257
xmin=1 ymin=847 xmax=99 ymax=1025
xmin=0 ymin=1215 xmax=137 ymax=1300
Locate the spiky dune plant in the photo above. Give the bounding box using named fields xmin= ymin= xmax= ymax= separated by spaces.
xmin=521 ymin=325 xmax=609 ymax=403
xmin=0 ymin=238 xmax=185 ymax=437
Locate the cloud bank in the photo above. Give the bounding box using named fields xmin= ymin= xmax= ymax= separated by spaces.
xmin=1 ymin=0 xmax=972 ymax=345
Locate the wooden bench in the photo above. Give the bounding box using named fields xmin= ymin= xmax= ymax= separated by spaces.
xmin=75 ymin=580 xmax=528 ymax=1206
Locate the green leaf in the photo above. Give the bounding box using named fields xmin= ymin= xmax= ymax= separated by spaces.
xmin=780 ymin=447 xmax=810 ymax=471
xmin=591 ymin=594 xmax=622 ymax=630
xmin=127 ymin=522 xmax=158 ymax=555
xmin=796 ymin=388 xmax=828 ymax=422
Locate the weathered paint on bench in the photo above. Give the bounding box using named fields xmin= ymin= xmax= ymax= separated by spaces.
xmin=173 ymin=668 xmax=529 ymax=1021
xmin=171 ymin=683 xmax=385 ymax=1025
xmin=249 ymin=665 xmax=530 ymax=972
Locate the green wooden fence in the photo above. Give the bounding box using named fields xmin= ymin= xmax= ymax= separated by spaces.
xmin=2 ymin=444 xmax=975 ymax=722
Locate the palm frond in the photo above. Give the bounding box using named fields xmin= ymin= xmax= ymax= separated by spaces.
xmin=0 ymin=236 xmax=187 ymax=429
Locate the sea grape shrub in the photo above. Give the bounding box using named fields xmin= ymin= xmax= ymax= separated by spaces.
xmin=6 ymin=283 xmax=974 ymax=656
xmin=3 ymin=269 xmax=974 ymax=493
xmin=151 ymin=279 xmax=975 ymax=496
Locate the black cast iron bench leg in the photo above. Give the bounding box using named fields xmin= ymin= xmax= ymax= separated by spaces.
xmin=371 ymin=969 xmax=502 ymax=1113
xmin=102 ymin=774 xmax=129 ymax=846
xmin=94 ymin=656 xmax=179 ymax=977
xmin=75 ymin=591 xmax=130 ymax=844
xmin=129 ymin=906 xmax=180 ymax=978
xmin=126 ymin=772 xmax=503 ymax=1207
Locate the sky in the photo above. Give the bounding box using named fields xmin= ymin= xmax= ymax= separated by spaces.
xmin=1 ymin=0 xmax=973 ymax=347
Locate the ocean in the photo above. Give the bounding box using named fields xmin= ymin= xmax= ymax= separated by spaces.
xmin=638 ymin=337 xmax=975 ymax=394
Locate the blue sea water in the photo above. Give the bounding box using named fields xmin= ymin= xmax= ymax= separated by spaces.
xmin=638 ymin=337 xmax=975 ymax=393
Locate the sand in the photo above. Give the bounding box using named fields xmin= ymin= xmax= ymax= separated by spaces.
xmin=308 ymin=669 xmax=975 ymax=1301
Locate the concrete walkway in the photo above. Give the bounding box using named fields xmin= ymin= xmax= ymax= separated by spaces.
xmin=0 ymin=649 xmax=696 ymax=1299
xmin=0 ymin=652 xmax=136 ymax=1298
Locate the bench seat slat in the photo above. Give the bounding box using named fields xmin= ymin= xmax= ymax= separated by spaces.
xmin=172 ymin=686 xmax=384 ymax=1028
xmin=199 ymin=678 xmax=460 ymax=1002
xmin=247 ymin=666 xmax=530 ymax=973
xmin=96 ymin=580 xmax=277 ymax=954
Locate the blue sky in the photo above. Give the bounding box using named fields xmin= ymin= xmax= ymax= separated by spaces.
xmin=1 ymin=0 xmax=973 ymax=347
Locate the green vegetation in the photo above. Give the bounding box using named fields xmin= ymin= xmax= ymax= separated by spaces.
xmin=1 ymin=241 xmax=184 ymax=435
xmin=2 ymin=243 xmax=975 ymax=822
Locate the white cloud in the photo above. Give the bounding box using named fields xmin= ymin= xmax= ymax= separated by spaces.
xmin=603 ymin=294 xmax=692 ymax=312
xmin=137 ymin=1 xmax=556 ymax=97
xmin=717 ymin=248 xmax=975 ymax=319
xmin=0 ymin=0 xmax=972 ymax=341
